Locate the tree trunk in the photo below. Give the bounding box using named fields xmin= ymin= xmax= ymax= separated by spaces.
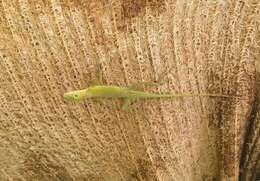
xmin=0 ymin=0 xmax=259 ymax=180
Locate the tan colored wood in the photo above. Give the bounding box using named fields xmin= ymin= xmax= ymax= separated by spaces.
xmin=0 ymin=0 xmax=259 ymax=180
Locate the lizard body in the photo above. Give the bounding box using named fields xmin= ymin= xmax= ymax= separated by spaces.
xmin=64 ymin=85 xmax=229 ymax=102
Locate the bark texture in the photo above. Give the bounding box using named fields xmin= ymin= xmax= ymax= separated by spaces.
xmin=0 ymin=0 xmax=259 ymax=181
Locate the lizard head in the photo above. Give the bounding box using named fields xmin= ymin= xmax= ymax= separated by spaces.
xmin=64 ymin=89 xmax=90 ymax=102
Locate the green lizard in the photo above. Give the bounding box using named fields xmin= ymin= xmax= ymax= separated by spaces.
xmin=63 ymin=85 xmax=232 ymax=109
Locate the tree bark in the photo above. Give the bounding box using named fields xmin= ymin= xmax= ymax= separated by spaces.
xmin=0 ymin=0 xmax=259 ymax=180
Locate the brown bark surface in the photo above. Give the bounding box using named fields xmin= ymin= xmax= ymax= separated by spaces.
xmin=0 ymin=0 xmax=259 ymax=180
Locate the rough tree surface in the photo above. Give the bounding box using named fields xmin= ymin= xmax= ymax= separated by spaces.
xmin=0 ymin=0 xmax=259 ymax=181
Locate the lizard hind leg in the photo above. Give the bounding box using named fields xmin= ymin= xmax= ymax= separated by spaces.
xmin=89 ymin=62 xmax=105 ymax=86
xmin=122 ymin=98 xmax=132 ymax=111
xmin=121 ymin=98 xmax=138 ymax=111
xmin=128 ymin=65 xmax=176 ymax=91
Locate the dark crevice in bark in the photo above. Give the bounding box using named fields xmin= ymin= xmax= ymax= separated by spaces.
xmin=239 ymin=72 xmax=259 ymax=181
